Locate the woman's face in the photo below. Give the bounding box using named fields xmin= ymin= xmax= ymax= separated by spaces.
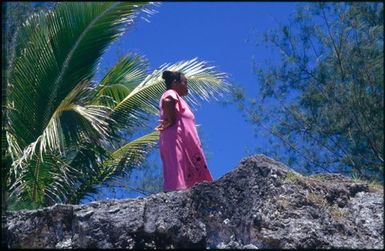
xmin=173 ymin=75 xmax=188 ymax=96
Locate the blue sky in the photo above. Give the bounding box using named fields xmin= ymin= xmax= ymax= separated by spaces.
xmin=88 ymin=2 xmax=302 ymax=201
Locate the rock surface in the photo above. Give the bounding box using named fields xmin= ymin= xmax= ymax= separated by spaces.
xmin=3 ymin=154 xmax=384 ymax=249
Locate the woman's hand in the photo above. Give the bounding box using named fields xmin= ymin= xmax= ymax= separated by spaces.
xmin=154 ymin=119 xmax=173 ymax=131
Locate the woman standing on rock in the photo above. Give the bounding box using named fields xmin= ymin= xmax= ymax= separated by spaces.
xmin=155 ymin=70 xmax=213 ymax=192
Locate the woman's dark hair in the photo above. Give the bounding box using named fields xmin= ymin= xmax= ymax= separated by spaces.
xmin=162 ymin=70 xmax=182 ymax=90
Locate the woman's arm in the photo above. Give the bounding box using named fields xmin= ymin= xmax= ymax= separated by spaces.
xmin=155 ymin=97 xmax=177 ymax=131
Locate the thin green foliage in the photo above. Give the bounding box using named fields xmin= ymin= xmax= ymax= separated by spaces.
xmin=232 ymin=3 xmax=383 ymax=182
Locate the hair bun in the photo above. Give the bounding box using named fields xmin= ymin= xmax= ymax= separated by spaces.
xmin=162 ymin=70 xmax=173 ymax=80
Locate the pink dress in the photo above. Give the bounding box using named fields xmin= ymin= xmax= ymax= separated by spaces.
xmin=159 ymin=89 xmax=213 ymax=192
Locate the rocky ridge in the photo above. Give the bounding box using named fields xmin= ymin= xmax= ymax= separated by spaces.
xmin=4 ymin=154 xmax=384 ymax=249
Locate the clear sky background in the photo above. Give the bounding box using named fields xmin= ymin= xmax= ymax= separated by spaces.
xmin=88 ymin=2 xmax=302 ymax=201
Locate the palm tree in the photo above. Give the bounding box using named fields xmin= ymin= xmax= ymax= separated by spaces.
xmin=3 ymin=2 xmax=230 ymax=210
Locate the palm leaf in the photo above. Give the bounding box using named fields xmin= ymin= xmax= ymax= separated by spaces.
xmin=5 ymin=2 xmax=162 ymax=208
xmin=8 ymin=152 xmax=79 ymax=206
xmin=63 ymin=140 xmax=111 ymax=204
xmin=5 ymin=131 xmax=22 ymax=178
xmin=94 ymin=53 xmax=149 ymax=109
xmin=110 ymin=58 xmax=230 ymax=132
xmin=105 ymin=130 xmax=160 ymax=168
xmin=8 ymin=80 xmax=114 ymax=205
xmin=7 ymin=2 xmax=155 ymax=166
xmin=11 ymin=80 xmax=112 ymax=170
xmin=66 ymin=131 xmax=159 ymax=204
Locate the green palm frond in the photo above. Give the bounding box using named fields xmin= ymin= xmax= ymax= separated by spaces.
xmin=9 ymin=140 xmax=113 ymax=206
xmin=65 ymin=131 xmax=159 ymax=204
xmin=42 ymin=154 xmax=81 ymax=204
xmin=11 ymin=80 xmax=112 ymax=170
xmin=94 ymin=53 xmax=149 ymax=108
xmin=110 ymin=58 xmax=230 ymax=131
xmin=5 ymin=132 xmax=22 ymax=173
xmin=64 ymin=141 xmax=110 ymax=204
xmin=105 ymin=130 xmax=160 ymax=168
xmin=7 ymin=2 xmax=153 ymax=160
xmin=8 ymin=152 xmax=79 ymax=206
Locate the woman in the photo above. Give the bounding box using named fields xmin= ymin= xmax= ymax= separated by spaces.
xmin=155 ymin=70 xmax=213 ymax=192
